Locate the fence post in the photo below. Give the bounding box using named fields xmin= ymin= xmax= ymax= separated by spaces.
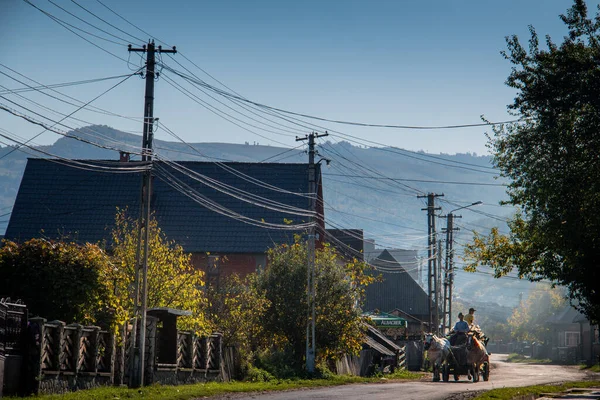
xmin=69 ymin=323 xmax=83 ymax=376
xmin=90 ymin=326 xmax=101 ymax=376
xmin=25 ymin=317 xmax=46 ymax=395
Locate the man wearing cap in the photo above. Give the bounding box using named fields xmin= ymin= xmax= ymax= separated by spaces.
xmin=450 ymin=312 xmax=469 ymax=345
xmin=465 ymin=308 xmax=476 ymax=327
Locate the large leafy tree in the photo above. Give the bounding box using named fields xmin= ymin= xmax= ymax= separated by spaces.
xmin=0 ymin=238 xmax=117 ymax=326
xmin=464 ymin=0 xmax=600 ymax=323
xmin=106 ymin=208 xmax=211 ymax=334
xmin=256 ymin=236 xmax=375 ymax=369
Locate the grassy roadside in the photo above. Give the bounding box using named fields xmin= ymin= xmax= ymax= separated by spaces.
xmin=472 ymin=381 xmax=600 ymax=400
xmin=581 ymin=364 xmax=600 ymax=373
xmin=505 ymin=353 xmax=552 ymax=364
xmin=10 ymin=370 xmax=423 ymax=400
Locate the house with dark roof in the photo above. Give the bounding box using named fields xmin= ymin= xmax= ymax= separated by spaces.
xmin=363 ymin=249 xmax=432 ymax=331
xmin=5 ymin=158 xmax=324 ymax=277
xmin=546 ymin=305 xmax=598 ymax=365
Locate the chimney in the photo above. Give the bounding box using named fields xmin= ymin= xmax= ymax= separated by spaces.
xmin=119 ymin=151 xmax=130 ymax=162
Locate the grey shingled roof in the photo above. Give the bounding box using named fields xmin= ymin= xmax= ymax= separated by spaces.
xmin=5 ymin=159 xmax=317 ymax=254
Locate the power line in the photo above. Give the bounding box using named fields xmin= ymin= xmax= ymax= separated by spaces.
xmin=70 ymin=0 xmax=146 ymax=44
xmin=324 ymin=173 xmax=506 ymax=187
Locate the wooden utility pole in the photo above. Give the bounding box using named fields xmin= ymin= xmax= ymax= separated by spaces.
xmin=296 ymin=131 xmax=328 ymax=373
xmin=127 ymin=40 xmax=176 ymax=388
xmin=418 ymin=193 xmax=443 ymax=334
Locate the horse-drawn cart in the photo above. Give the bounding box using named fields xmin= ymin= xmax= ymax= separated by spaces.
xmin=424 ymin=331 xmax=490 ymax=383
xmin=442 ymin=332 xmax=490 ymax=382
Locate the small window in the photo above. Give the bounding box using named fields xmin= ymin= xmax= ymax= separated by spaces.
xmin=565 ymin=331 xmax=580 ymax=347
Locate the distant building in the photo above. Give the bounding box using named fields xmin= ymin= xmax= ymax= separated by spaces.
xmin=363 ymin=249 xmax=432 ymax=329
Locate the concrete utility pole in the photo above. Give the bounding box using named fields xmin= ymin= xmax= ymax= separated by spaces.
xmin=442 ymin=213 xmax=460 ymax=334
xmin=296 ymin=131 xmax=328 ymax=373
xmin=418 ymin=193 xmax=443 ymax=334
xmin=441 ymin=201 xmax=481 ymax=334
xmin=127 ymin=40 xmax=176 ymax=388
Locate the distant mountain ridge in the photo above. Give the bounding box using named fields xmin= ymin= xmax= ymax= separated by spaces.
xmin=0 ymin=125 xmax=530 ymax=307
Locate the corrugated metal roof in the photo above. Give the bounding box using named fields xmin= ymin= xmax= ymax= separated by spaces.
xmin=363 ymin=335 xmax=395 ymax=356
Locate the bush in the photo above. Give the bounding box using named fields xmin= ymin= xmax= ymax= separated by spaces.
xmin=244 ymin=365 xmax=275 ymax=382
xmin=254 ymin=348 xmax=303 ymax=379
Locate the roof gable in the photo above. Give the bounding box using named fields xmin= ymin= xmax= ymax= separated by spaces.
xmin=6 ymin=159 xmax=316 ymax=254
xmin=364 ymin=249 xmax=430 ymax=317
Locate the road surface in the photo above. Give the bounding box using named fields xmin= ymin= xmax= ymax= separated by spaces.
xmin=214 ymin=354 xmax=599 ymax=400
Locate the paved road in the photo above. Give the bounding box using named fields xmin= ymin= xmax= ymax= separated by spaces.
xmin=221 ymin=354 xmax=599 ymax=400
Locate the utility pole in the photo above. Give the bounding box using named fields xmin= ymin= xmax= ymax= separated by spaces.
xmin=437 ymin=240 xmax=443 ymax=333
xmin=296 ymin=131 xmax=328 ymax=373
xmin=442 ymin=213 xmax=460 ymax=334
xmin=127 ymin=40 xmax=176 ymax=388
xmin=418 ymin=193 xmax=443 ymax=334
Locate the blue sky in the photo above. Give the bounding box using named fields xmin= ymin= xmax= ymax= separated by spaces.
xmin=2 ymin=0 xmax=598 ymax=155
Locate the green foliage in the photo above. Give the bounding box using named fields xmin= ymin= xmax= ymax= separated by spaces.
xmin=506 ymin=353 xmax=552 ymax=364
xmin=465 ymin=0 xmax=600 ymax=324
xmin=207 ymin=273 xmax=270 ymax=373
xmin=243 ymin=365 xmax=275 ymax=383
xmin=256 ymin=236 xmax=376 ymax=369
xmin=508 ymin=285 xmax=567 ymax=342
xmin=473 ymin=381 xmax=600 ymax=400
xmin=12 ymin=373 xmax=424 ymax=400
xmin=253 ymin=347 xmax=301 ymax=379
xmin=0 ymin=238 xmax=116 ymax=327
xmin=106 ymin=208 xmax=211 ymax=334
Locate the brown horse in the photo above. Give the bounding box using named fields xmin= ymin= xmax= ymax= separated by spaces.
xmin=466 ymin=333 xmax=489 ymax=382
xmin=424 ymin=333 xmax=451 ymax=382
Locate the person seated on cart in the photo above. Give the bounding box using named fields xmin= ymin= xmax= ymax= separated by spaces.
xmin=449 ymin=312 xmax=469 ymax=346
xmin=465 ymin=307 xmax=476 ymax=327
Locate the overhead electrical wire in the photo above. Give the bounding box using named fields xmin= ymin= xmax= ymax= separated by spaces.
xmin=324 ymin=173 xmax=506 ymax=187
xmin=0 ymin=68 xmax=142 ymax=161
xmin=0 ymin=73 xmax=136 ymax=95
xmin=70 ymin=0 xmax=146 ymax=44
xmin=161 ymin=65 xmax=522 ymax=130
xmin=0 ymin=63 xmax=144 ymax=122
xmin=0 ymin=127 xmax=148 ymax=173
xmin=162 ymin=57 xmax=307 ymax=136
xmin=0 ymin=103 xmax=144 ymax=156
xmin=17 ymin=1 xmax=517 ymax=239
xmin=157 ymin=122 xmax=312 ymax=198
xmin=23 ymin=0 xmax=136 ymax=65
xmin=153 ymin=156 xmax=315 ymax=217
xmin=46 ymin=0 xmax=133 ymax=45
xmin=153 ymin=163 xmax=314 ymax=231
xmin=159 ymin=74 xmax=293 ymax=147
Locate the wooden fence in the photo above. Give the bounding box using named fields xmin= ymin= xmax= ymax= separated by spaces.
xmin=29 ymin=318 xmax=116 ymax=393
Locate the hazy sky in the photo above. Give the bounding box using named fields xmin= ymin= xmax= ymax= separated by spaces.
xmin=2 ymin=0 xmax=598 ymax=155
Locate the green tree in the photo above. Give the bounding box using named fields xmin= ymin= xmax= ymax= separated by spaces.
xmin=0 ymin=238 xmax=117 ymax=327
xmin=256 ymin=236 xmax=376 ymax=369
xmin=508 ymin=285 xmax=567 ymax=342
xmin=464 ymin=0 xmax=600 ymax=324
xmin=107 ymin=208 xmax=211 ymax=334
xmin=207 ymin=273 xmax=270 ymax=367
